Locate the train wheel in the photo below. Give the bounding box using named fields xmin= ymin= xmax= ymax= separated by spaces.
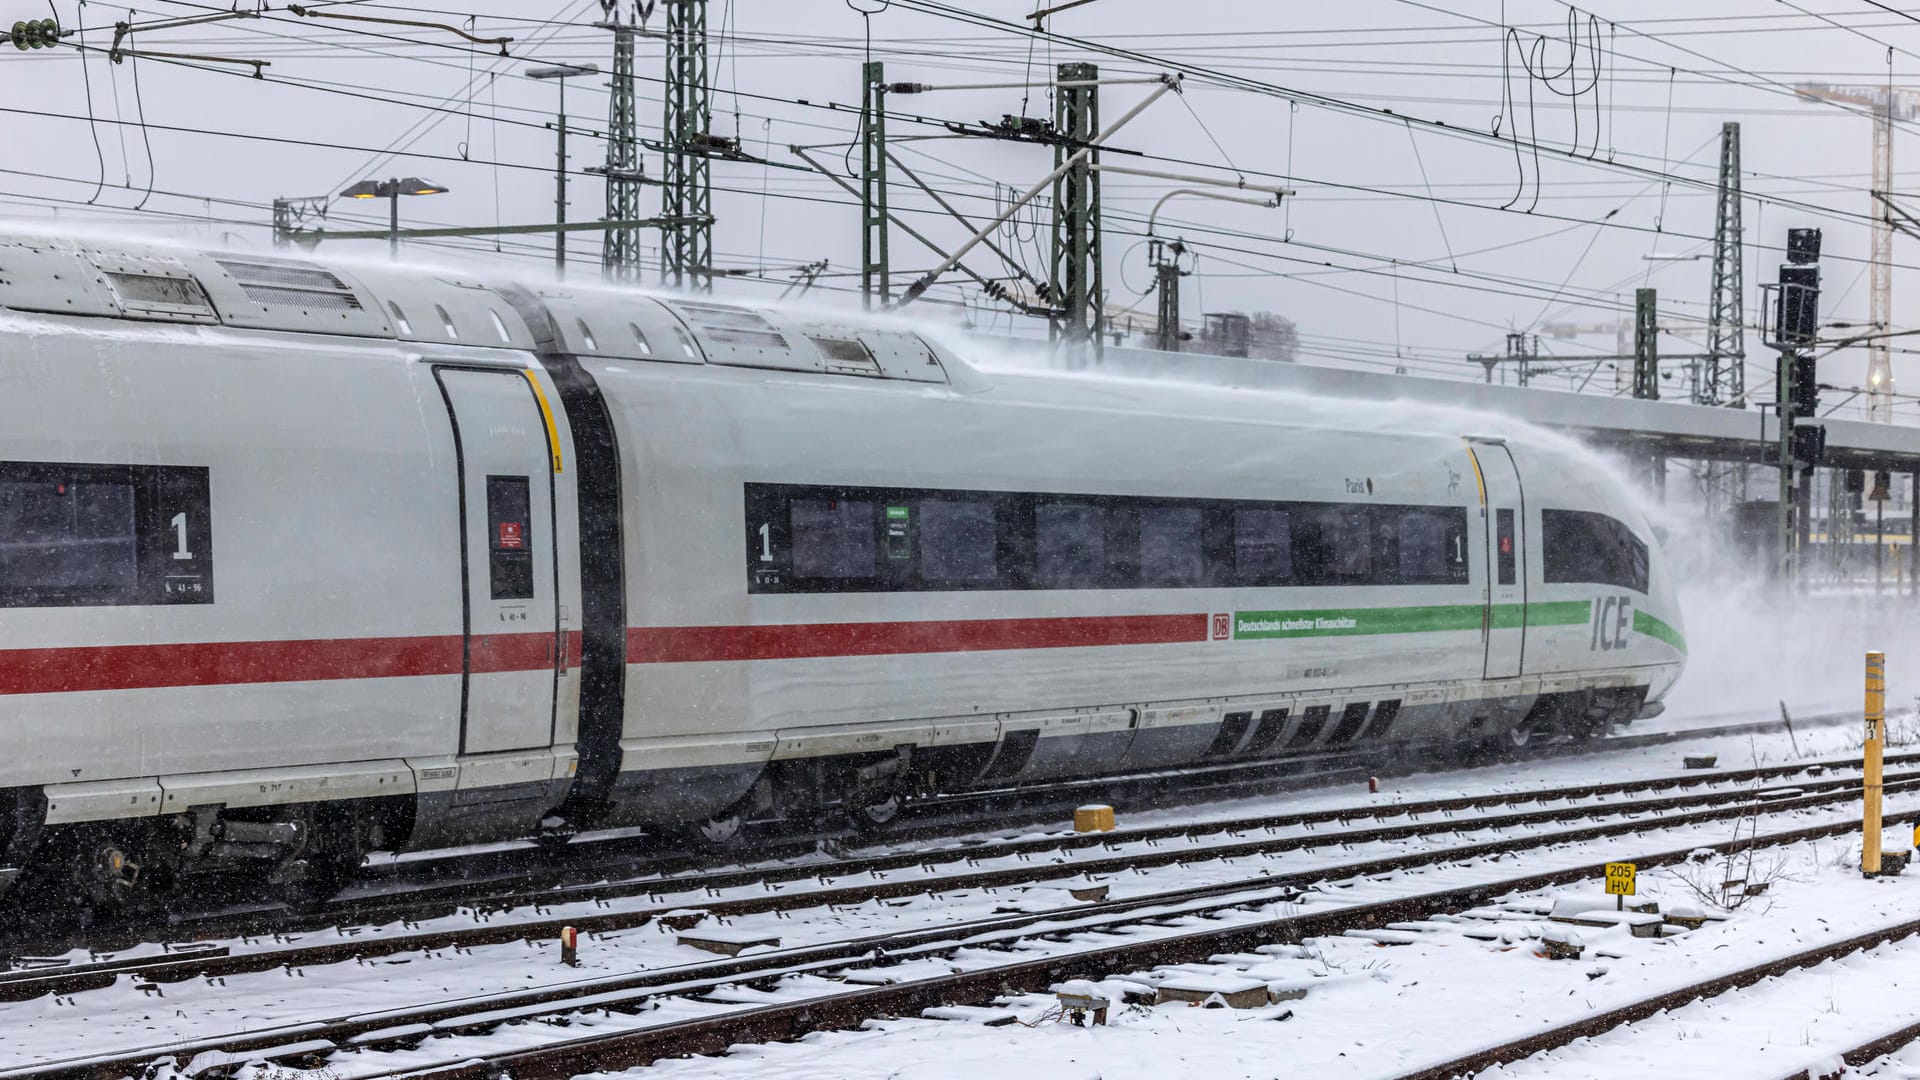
xmin=694 ymin=811 xmax=744 ymax=846
xmin=65 ymin=832 xmax=146 ymax=923
xmin=279 ymin=807 xmax=365 ymax=910
xmin=848 ymin=791 xmax=904 ymax=834
xmin=1569 ymin=720 xmax=1611 ymax=743
xmin=657 ymin=809 xmax=745 ymax=852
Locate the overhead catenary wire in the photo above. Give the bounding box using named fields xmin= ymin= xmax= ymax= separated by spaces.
xmin=0 ymin=0 xmax=1905 ymax=417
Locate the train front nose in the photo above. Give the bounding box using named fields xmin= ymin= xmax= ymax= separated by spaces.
xmin=1639 ymin=541 xmax=1688 ymax=704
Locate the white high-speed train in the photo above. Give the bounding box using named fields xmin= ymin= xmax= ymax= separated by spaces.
xmin=0 ymin=234 xmax=1684 ymax=906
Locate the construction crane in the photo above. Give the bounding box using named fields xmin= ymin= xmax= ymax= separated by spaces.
xmin=1794 ymin=83 xmax=1920 ymax=423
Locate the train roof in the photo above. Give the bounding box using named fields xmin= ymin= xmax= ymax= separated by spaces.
xmin=0 ymin=231 xmax=954 ymax=387
xmin=0 ymin=230 xmax=1619 ymax=460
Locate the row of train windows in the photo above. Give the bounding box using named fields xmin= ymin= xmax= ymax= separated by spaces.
xmin=745 ymin=484 xmax=1472 ymax=594
xmin=746 ymin=484 xmax=1653 ymax=595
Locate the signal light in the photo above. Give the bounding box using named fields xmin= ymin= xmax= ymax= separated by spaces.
xmin=1786 ymin=227 xmax=1823 ymax=265
xmin=1777 ymin=266 xmax=1821 ymax=347
xmin=11 ymin=18 xmax=59 ymax=49
xmin=1792 ymin=423 xmax=1827 ymax=465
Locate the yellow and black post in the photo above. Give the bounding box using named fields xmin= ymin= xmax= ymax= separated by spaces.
xmin=1865 ymin=650 xmax=1886 ymax=877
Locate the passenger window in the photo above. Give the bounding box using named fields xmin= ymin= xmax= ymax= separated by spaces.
xmin=1294 ymin=505 xmax=1370 ymax=584
xmin=919 ymin=499 xmax=998 ymax=584
xmin=790 ymin=498 xmax=876 ymax=580
xmin=1497 ymin=508 xmax=1516 ymax=586
xmin=0 ymin=462 xmax=213 ymax=607
xmin=1397 ymin=508 xmax=1469 ymax=584
xmin=1542 ymin=508 xmax=1649 ymax=592
xmin=0 ymin=477 xmax=137 ymax=593
xmin=1234 ymin=507 xmax=1291 ymax=585
xmin=1139 ymin=504 xmax=1204 ymax=587
xmin=1035 ymin=502 xmax=1108 ymax=588
xmin=486 ymin=476 xmax=534 ymax=600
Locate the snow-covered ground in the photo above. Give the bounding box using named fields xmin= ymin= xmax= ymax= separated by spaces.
xmin=5 ymin=713 xmax=1913 ymax=1079
xmin=613 ymin=812 xmax=1918 ymax=1080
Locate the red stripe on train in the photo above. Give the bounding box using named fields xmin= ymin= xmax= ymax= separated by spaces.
xmin=0 ymin=614 xmax=1196 ymax=695
xmin=0 ymin=630 xmax=583 ymax=695
xmin=625 ymin=614 xmax=1209 ymax=663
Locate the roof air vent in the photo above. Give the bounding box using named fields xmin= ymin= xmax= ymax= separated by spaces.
xmin=675 ymin=301 xmax=788 ymax=350
xmin=103 ymin=272 xmax=215 ymax=320
xmin=215 ymin=259 xmax=363 ymax=311
xmin=809 ymin=336 xmax=882 ymax=377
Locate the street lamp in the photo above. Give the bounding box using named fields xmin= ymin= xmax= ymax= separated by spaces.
xmin=339 ymin=176 xmax=450 ymax=258
xmin=527 ymin=62 xmax=599 ymax=277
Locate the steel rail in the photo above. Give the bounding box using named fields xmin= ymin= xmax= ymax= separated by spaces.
xmin=0 ymin=753 xmax=1890 ymax=1002
xmin=1395 ymin=920 xmax=1920 ymax=1079
xmin=9 ymin=780 xmax=1908 ymax=1080
xmin=308 ymin=805 xmax=1915 ymax=1080
xmin=0 ymin=709 xmax=1860 ymax=973
xmin=1776 ymin=1020 xmax=1920 ymax=1080
xmin=0 ymin=747 xmax=1893 ymax=1003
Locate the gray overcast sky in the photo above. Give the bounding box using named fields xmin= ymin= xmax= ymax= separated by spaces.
xmin=6 ymin=1 xmax=1919 ymax=415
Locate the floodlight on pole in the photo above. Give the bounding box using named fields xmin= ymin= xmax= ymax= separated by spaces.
xmin=527 ymin=62 xmax=601 ymax=277
xmin=337 ymin=176 xmax=449 ymax=258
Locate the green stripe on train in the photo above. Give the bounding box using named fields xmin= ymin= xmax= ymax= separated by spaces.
xmin=1231 ymin=599 xmax=1684 ymax=653
xmin=1632 ymin=609 xmax=1688 ymax=653
xmin=1232 ymin=600 xmax=1590 ymax=640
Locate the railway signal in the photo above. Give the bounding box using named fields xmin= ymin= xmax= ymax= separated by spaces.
xmin=1764 ymin=227 xmax=1824 ymax=588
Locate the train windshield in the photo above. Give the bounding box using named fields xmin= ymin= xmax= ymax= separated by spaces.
xmin=1541 ymin=509 xmax=1649 ymax=593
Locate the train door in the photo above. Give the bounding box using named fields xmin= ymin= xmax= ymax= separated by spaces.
xmin=435 ymin=367 xmax=560 ymax=754
xmin=1466 ymin=438 xmax=1527 ymax=679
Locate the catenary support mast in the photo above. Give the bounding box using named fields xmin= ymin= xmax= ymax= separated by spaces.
xmin=599 ymin=3 xmax=644 ymax=280
xmin=661 ymin=0 xmax=713 ymax=291
xmin=1051 ymin=62 xmax=1102 ymax=350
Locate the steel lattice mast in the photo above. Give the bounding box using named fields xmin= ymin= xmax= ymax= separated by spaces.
xmin=859 ymin=61 xmax=889 ymax=307
xmin=598 ymin=3 xmax=644 ymax=281
xmin=661 ymin=0 xmax=713 ymax=291
xmin=1705 ymin=121 xmax=1744 ymax=407
xmin=1050 ymin=62 xmax=1102 ymax=350
xmin=1796 ymin=83 xmax=1920 ymax=422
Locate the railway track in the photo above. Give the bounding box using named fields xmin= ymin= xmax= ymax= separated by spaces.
xmin=1394 ymin=911 xmax=1920 ymax=1080
xmin=0 ymin=743 xmax=1893 ymax=997
xmin=3 ymin=758 xmax=1904 ymax=1080
xmin=0 ymin=706 xmax=1857 ymax=964
xmin=1789 ymin=1017 xmax=1920 ymax=1080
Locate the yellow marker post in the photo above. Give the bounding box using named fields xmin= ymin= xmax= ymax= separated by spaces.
xmin=1865 ymin=650 xmax=1886 ymax=877
xmin=1074 ymin=804 xmax=1116 ymax=833
xmin=1605 ymin=861 xmax=1637 ymax=911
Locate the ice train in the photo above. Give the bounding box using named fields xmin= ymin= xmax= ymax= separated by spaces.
xmin=0 ymin=234 xmax=1685 ymax=903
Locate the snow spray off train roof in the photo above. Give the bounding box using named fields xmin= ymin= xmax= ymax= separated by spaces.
xmin=0 ymin=232 xmax=958 ymax=385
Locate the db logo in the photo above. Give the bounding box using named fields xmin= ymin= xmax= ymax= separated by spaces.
xmin=1212 ymin=613 xmax=1231 ymax=641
